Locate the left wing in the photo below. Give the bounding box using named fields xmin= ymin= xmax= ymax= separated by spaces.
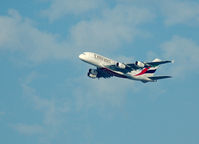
xmin=96 ymin=68 xmax=114 ymax=78
xmin=106 ymin=65 xmax=133 ymax=73
xmin=97 ymin=67 xmax=128 ymax=79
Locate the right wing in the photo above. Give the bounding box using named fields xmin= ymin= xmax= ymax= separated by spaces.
xmin=145 ymin=60 xmax=174 ymax=67
xmin=126 ymin=63 xmax=140 ymax=69
xmin=106 ymin=65 xmax=134 ymax=73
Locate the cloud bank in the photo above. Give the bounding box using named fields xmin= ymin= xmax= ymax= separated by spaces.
xmin=162 ymin=35 xmax=199 ymax=77
xmin=42 ymin=0 xmax=104 ymax=21
xmin=0 ymin=5 xmax=154 ymax=64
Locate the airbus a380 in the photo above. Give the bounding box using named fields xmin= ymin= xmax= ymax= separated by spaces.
xmin=79 ymin=52 xmax=173 ymax=83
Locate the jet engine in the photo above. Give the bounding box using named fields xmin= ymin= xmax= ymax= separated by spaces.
xmin=116 ymin=62 xmax=126 ymax=69
xmin=87 ymin=69 xmax=98 ymax=78
xmin=135 ymin=61 xmax=145 ymax=68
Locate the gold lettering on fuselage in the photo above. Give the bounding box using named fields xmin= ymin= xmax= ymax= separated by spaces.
xmin=94 ymin=54 xmax=112 ymax=64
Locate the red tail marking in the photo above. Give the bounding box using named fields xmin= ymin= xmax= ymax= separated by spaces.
xmin=135 ymin=67 xmax=150 ymax=76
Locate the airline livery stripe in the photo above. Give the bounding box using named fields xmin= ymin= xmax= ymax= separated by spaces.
xmin=145 ymin=69 xmax=156 ymax=73
xmin=135 ymin=67 xmax=150 ymax=76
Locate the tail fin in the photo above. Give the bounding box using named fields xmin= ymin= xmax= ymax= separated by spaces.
xmin=152 ymin=58 xmax=161 ymax=62
xmin=144 ymin=58 xmax=160 ymax=76
xmin=144 ymin=66 xmax=158 ymax=77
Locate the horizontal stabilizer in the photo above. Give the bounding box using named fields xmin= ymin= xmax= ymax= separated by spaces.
xmin=149 ymin=76 xmax=172 ymax=81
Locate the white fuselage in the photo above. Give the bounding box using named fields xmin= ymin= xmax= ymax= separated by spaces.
xmin=79 ymin=52 xmax=154 ymax=82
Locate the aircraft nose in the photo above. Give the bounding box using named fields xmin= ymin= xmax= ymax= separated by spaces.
xmin=79 ymin=54 xmax=84 ymax=60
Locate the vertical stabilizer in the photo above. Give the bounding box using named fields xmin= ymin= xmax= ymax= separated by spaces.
xmin=144 ymin=66 xmax=158 ymax=77
xmin=143 ymin=58 xmax=160 ymax=76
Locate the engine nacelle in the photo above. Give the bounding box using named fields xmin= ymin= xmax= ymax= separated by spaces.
xmin=87 ymin=69 xmax=98 ymax=78
xmin=116 ymin=62 xmax=126 ymax=69
xmin=135 ymin=61 xmax=145 ymax=68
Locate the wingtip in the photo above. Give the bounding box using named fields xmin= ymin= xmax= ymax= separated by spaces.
xmin=171 ymin=60 xmax=175 ymax=63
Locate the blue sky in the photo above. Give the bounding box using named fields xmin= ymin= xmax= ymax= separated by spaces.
xmin=0 ymin=0 xmax=199 ymax=144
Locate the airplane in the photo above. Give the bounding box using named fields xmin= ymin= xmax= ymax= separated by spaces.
xmin=79 ymin=52 xmax=173 ymax=83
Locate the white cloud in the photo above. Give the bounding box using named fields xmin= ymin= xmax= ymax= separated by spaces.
xmin=162 ymin=0 xmax=199 ymax=26
xmin=0 ymin=111 xmax=5 ymax=115
xmin=0 ymin=9 xmax=71 ymax=64
xmin=73 ymin=76 xmax=137 ymax=111
xmin=70 ymin=4 xmax=155 ymax=53
xmin=42 ymin=0 xmax=104 ymax=21
xmin=0 ymin=6 xmax=154 ymax=64
xmin=115 ymin=0 xmax=199 ymax=26
xmin=0 ymin=112 xmax=5 ymax=119
xmin=22 ymin=75 xmax=70 ymax=126
xmin=18 ymin=72 xmax=71 ymax=141
xmin=114 ymin=56 xmax=135 ymax=63
xmin=161 ymin=35 xmax=199 ymax=77
xmin=13 ymin=124 xmax=44 ymax=135
xmin=0 ymin=10 xmax=22 ymax=51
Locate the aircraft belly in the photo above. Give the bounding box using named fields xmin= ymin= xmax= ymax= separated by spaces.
xmin=126 ymin=73 xmax=152 ymax=82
